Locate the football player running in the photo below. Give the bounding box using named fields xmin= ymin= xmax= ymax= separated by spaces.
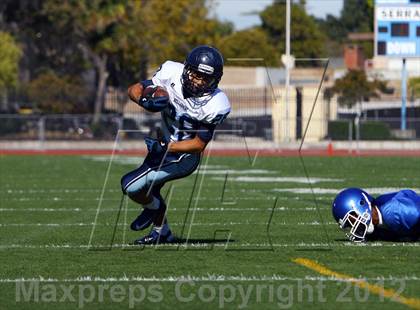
xmin=332 ymin=188 xmax=420 ymax=242
xmin=121 ymin=45 xmax=231 ymax=245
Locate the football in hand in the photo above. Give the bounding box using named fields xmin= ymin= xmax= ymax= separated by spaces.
xmin=142 ymin=85 xmax=169 ymax=99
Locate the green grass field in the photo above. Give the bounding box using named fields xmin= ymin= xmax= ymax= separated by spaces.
xmin=1 ymin=154 xmax=419 ymax=309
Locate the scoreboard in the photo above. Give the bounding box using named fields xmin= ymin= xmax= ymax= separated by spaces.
xmin=375 ymin=0 xmax=420 ymax=57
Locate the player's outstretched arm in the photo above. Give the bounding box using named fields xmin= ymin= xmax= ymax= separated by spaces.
xmin=127 ymin=83 xmax=144 ymax=103
xmin=168 ymin=136 xmax=207 ymax=154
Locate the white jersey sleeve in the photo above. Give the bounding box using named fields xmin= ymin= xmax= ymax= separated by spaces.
xmin=151 ymin=61 xmax=183 ymax=89
xmin=200 ymin=90 xmax=231 ymax=125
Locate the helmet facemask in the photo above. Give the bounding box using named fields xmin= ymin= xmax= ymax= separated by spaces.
xmin=181 ymin=45 xmax=224 ymax=98
xmin=181 ymin=65 xmax=219 ymax=98
xmin=338 ymin=193 xmax=374 ymax=242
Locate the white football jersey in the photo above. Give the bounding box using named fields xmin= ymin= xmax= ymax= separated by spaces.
xmin=151 ymin=61 xmax=231 ymax=142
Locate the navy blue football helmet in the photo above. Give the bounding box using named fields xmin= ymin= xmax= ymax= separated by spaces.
xmin=332 ymin=188 xmax=375 ymax=242
xmin=181 ymin=45 xmax=224 ymax=98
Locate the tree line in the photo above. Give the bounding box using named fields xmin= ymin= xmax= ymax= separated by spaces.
xmin=0 ymin=0 xmax=375 ymax=119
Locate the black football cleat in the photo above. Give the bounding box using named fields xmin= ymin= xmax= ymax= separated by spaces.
xmin=130 ymin=208 xmax=160 ymax=231
xmin=132 ymin=230 xmax=175 ymax=245
xmin=130 ymin=194 xmax=167 ymax=231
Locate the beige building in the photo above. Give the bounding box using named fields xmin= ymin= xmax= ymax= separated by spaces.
xmin=271 ymin=85 xmax=337 ymax=143
xmin=221 ymin=66 xmax=336 ymax=143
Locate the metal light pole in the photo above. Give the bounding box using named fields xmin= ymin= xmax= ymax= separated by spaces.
xmin=401 ymin=58 xmax=407 ymax=131
xmin=284 ymin=0 xmax=291 ymax=142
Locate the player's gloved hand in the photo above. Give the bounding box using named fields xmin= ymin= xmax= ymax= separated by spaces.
xmin=140 ymin=97 xmax=168 ymax=112
xmin=144 ymin=137 xmax=168 ymax=157
xmin=139 ymin=87 xmax=169 ymax=112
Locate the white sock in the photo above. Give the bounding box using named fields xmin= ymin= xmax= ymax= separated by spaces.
xmin=153 ymin=223 xmax=170 ymax=236
xmin=142 ymin=196 xmax=160 ymax=210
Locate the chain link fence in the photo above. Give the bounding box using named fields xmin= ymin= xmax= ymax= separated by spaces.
xmin=1 ymin=87 xmax=419 ymax=142
xmin=0 ymin=86 xmax=276 ymax=142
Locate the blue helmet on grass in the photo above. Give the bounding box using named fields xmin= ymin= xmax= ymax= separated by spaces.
xmin=181 ymin=45 xmax=224 ymax=98
xmin=332 ymin=188 xmax=375 ymax=242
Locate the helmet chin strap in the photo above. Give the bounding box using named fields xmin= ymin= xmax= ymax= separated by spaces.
xmin=361 ymin=193 xmax=375 ymax=234
xmin=367 ymin=222 xmax=375 ymax=234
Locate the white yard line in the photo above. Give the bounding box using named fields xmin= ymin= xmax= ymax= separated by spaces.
xmin=1 ymin=274 xmax=420 ymax=283
xmin=0 ymin=196 xmax=289 ymax=202
xmin=0 ymin=196 xmax=333 ymax=202
xmin=1 ymin=242 xmax=419 ymax=249
xmin=273 ymin=187 xmax=420 ymax=194
xmin=2 ymin=187 xmax=418 ymax=195
xmin=196 ymin=169 xmax=275 ymax=175
xmin=0 ymin=189 xmax=113 ymax=194
xmin=212 ymin=177 xmax=344 ymax=184
xmin=0 ymin=207 xmax=325 ymax=212
xmin=0 ymin=221 xmax=337 ymax=227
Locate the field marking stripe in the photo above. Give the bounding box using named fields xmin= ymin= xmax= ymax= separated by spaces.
xmin=293 ymin=258 xmax=420 ymax=310
xmin=0 ymin=221 xmax=338 ymax=227
xmin=1 ymin=243 xmax=420 ymax=249
xmin=0 ymin=275 xmax=338 ymax=283
xmin=1 ymin=275 xmax=420 ymax=283
xmin=0 ymin=207 xmax=326 ymax=212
